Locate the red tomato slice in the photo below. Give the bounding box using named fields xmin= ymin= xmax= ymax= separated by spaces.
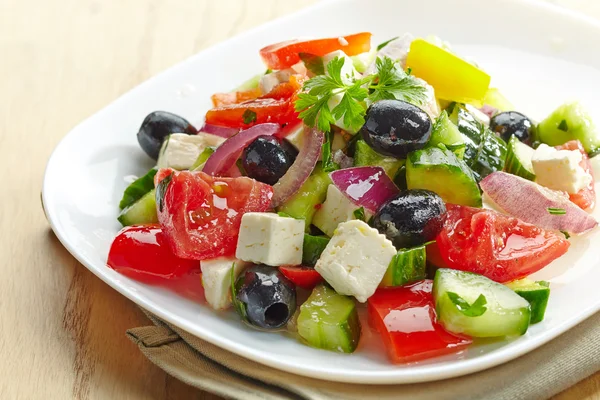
xmin=205 ymin=77 xmax=303 ymax=129
xmin=368 ymin=280 xmax=472 ymax=363
xmin=260 ymin=32 xmax=372 ymax=70
xmin=436 ymin=204 xmax=570 ymax=283
xmin=279 ymin=265 xmax=322 ymax=289
xmin=107 ymin=225 xmax=199 ymax=284
xmin=155 ymin=169 xmax=273 ymax=260
xmin=555 ymin=140 xmax=596 ymax=210
xmin=211 ymin=87 xmax=262 ymax=107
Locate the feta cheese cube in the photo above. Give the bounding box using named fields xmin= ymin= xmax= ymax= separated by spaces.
xmin=315 ymin=220 xmax=396 ymax=303
xmin=157 ymin=133 xmax=224 ymax=170
xmin=236 ymin=213 xmax=305 ymax=266
xmin=322 ymin=50 xmax=360 ymax=85
xmin=312 ymin=185 xmax=371 ymax=237
xmin=201 ymin=258 xmax=248 ymax=310
xmin=532 ymin=143 xmax=592 ymax=194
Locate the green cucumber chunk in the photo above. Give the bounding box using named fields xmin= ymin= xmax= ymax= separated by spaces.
xmin=354 ymin=140 xmax=404 ymax=178
xmin=448 ymin=104 xmax=508 ymax=181
xmin=537 ymin=101 xmax=600 ymax=154
xmin=505 ymin=135 xmax=536 ymax=181
xmin=297 ymin=284 xmax=361 ymax=353
xmin=380 ymin=245 xmax=426 ymax=287
xmin=119 ymin=168 xmax=157 ymax=210
xmin=433 ymin=269 xmax=531 ymax=337
xmin=234 ymin=73 xmax=262 ymax=91
xmin=406 ymin=146 xmax=482 ymax=207
xmin=118 ymin=189 xmax=158 ymax=226
xmin=191 ymin=147 xmax=215 ymax=171
xmin=302 ymin=234 xmax=330 ymax=266
xmin=277 ymin=164 xmax=331 ymax=226
xmin=506 ymin=279 xmax=550 ymax=324
xmin=428 ymin=111 xmax=465 ymax=158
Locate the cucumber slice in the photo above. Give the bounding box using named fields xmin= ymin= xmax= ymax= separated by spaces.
xmin=380 ymin=245 xmax=426 ymax=287
xmin=433 ymin=269 xmax=531 ymax=337
xmin=191 ymin=147 xmax=215 ymax=171
xmin=117 ymin=189 xmax=158 ymax=226
xmin=297 ymin=284 xmax=361 ymax=353
xmin=354 ymin=140 xmax=404 ymax=178
xmin=537 ymin=101 xmax=600 ymax=154
xmin=277 ymin=164 xmax=331 ymax=226
xmin=119 ymin=168 xmax=157 ymax=210
xmin=505 ymin=135 xmax=536 ymax=181
xmin=506 ymin=279 xmax=550 ymax=324
xmin=406 ymin=146 xmax=482 ymax=207
xmin=428 ymin=111 xmax=465 ymax=159
xmin=302 ymin=234 xmax=330 ymax=266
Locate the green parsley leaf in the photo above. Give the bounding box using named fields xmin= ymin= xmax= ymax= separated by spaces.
xmin=299 ymin=53 xmax=325 ymax=76
xmin=368 ymin=57 xmax=429 ymax=105
xmin=321 ymin=131 xmax=340 ymax=172
xmin=558 ymin=119 xmax=569 ymax=132
xmin=560 ymin=230 xmax=571 ymax=239
xmin=353 ymin=207 xmax=365 ymax=221
xmin=547 ymin=207 xmax=566 ymax=215
xmin=446 ymin=292 xmax=487 ymax=317
xmin=242 ymin=109 xmax=257 ymax=124
xmin=376 ymin=36 xmax=399 ymax=51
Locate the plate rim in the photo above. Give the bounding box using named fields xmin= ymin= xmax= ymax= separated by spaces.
xmin=42 ymin=0 xmax=600 ymax=384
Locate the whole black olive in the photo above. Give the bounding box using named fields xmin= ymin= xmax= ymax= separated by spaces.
xmin=137 ymin=111 xmax=197 ymax=160
xmin=360 ymin=100 xmax=432 ymax=158
xmin=242 ymin=136 xmax=298 ymax=185
xmin=234 ymin=265 xmax=296 ymax=330
xmin=489 ymin=111 xmax=534 ymax=144
xmin=372 ymin=189 xmax=446 ymax=248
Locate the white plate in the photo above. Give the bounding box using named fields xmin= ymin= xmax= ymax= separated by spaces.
xmin=43 ymin=0 xmax=600 ymax=384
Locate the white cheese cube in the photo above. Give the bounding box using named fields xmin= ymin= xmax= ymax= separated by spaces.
xmin=532 ymin=144 xmax=592 ymax=194
xmin=157 ymin=133 xmax=224 ymax=170
xmin=312 ymin=185 xmax=371 ymax=237
xmin=315 ymin=220 xmax=396 ymax=303
xmin=201 ymin=258 xmax=248 ymax=310
xmin=236 ymin=213 xmax=305 ymax=266
xmin=322 ymin=50 xmax=360 ymax=85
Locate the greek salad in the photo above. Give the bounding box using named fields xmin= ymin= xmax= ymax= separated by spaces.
xmin=107 ymin=32 xmax=600 ymax=363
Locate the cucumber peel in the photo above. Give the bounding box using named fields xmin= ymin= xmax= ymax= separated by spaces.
xmin=118 ymin=189 xmax=158 ymax=226
xmin=506 ymin=279 xmax=550 ymax=324
xmin=428 ymin=111 xmax=465 ymax=159
xmin=505 ymin=135 xmax=536 ymax=181
xmin=354 ymin=140 xmax=404 ymax=178
xmin=380 ymin=246 xmax=426 ymax=287
xmin=302 ymin=234 xmax=330 ymax=266
xmin=119 ymin=168 xmax=157 ymax=210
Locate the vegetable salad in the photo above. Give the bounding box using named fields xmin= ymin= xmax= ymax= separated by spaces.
xmin=107 ymin=32 xmax=600 ymax=363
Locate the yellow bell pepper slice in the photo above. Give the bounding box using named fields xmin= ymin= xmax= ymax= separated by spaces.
xmin=483 ymin=88 xmax=514 ymax=111
xmin=406 ymin=39 xmax=490 ymax=105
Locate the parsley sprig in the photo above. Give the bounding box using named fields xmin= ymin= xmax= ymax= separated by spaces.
xmin=294 ymin=56 xmax=428 ymax=133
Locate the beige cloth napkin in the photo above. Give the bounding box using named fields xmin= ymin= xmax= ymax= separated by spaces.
xmin=128 ymin=310 xmax=600 ymax=400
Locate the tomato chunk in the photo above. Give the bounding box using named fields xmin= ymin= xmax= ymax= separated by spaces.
xmin=211 ymin=87 xmax=262 ymax=107
xmin=205 ymin=77 xmax=303 ymax=129
xmin=107 ymin=225 xmax=199 ymax=284
xmin=368 ymin=280 xmax=472 ymax=363
xmin=260 ymin=32 xmax=372 ymax=70
xmin=555 ymin=140 xmax=596 ymax=210
xmin=435 ymin=204 xmax=570 ymax=283
xmin=279 ymin=265 xmax=322 ymax=289
xmin=155 ymin=169 xmax=273 ymax=260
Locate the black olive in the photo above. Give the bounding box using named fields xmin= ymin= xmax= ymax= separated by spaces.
xmin=234 ymin=265 xmax=296 ymax=330
xmin=372 ymin=189 xmax=446 ymax=248
xmin=137 ymin=111 xmax=197 ymax=160
xmin=242 ymin=136 xmax=298 ymax=185
xmin=489 ymin=111 xmax=534 ymax=144
xmin=360 ymin=100 xmax=432 ymax=158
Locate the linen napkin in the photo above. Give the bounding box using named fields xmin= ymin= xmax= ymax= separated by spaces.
xmin=127 ymin=310 xmax=600 ymax=400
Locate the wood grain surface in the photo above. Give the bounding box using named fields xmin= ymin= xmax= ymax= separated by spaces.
xmin=1 ymin=0 xmax=599 ymax=398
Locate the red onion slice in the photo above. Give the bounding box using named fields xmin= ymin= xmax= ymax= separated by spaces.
xmin=199 ymin=123 xmax=240 ymax=139
xmin=330 ymin=166 xmax=399 ymax=214
xmin=480 ymin=171 xmax=598 ymax=234
xmin=203 ymin=123 xmax=280 ymax=176
xmin=271 ymin=126 xmax=324 ymax=208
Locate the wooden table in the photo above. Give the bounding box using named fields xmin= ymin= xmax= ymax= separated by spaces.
xmin=2 ymin=0 xmax=600 ymax=398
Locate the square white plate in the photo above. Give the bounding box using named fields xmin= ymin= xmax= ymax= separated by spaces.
xmin=43 ymin=0 xmax=600 ymax=384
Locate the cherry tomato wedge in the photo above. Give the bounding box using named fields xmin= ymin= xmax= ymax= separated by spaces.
xmin=555 ymin=140 xmax=596 ymax=210
xmin=155 ymin=169 xmax=273 ymax=260
xmin=368 ymin=280 xmax=472 ymax=363
xmin=107 ymin=225 xmax=199 ymax=284
xmin=211 ymin=87 xmax=262 ymax=107
xmin=435 ymin=204 xmax=570 ymax=283
xmin=279 ymin=265 xmax=322 ymax=289
xmin=260 ymin=32 xmax=372 ymax=70
xmin=205 ymin=77 xmax=303 ymax=129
